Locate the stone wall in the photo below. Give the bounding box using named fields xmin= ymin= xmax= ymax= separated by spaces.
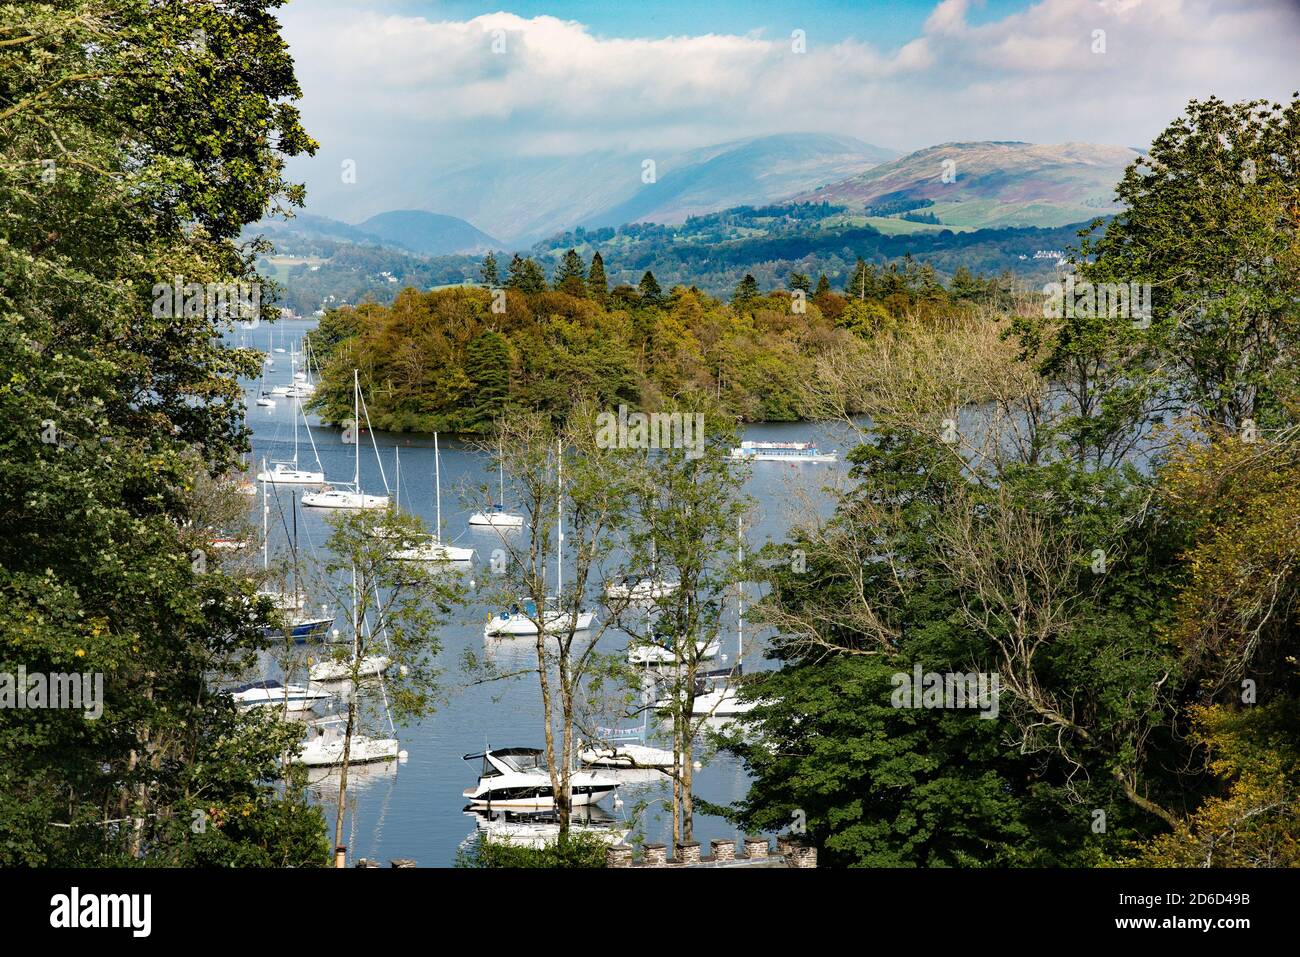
xmin=605 ymin=835 xmax=817 ymax=868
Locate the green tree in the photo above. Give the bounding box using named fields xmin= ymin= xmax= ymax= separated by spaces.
xmin=507 ymin=254 xmax=547 ymax=294
xmin=638 ymin=270 xmax=663 ymax=307
xmin=0 ymin=0 xmax=323 ymax=864
xmin=587 ymin=251 xmax=608 ymax=302
xmin=555 ymin=248 xmax=588 ymax=297
xmin=480 ymin=251 xmax=500 ymax=287
xmin=732 ymin=273 xmax=760 ymax=311
xmin=463 ymin=329 xmax=513 ymax=430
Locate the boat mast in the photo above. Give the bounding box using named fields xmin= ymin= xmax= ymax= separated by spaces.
xmin=556 ymin=438 xmax=563 ymax=598
xmin=434 ymin=433 xmax=443 ymax=545
xmin=352 ymin=368 xmax=360 ymax=490
xmin=291 ymin=489 xmax=300 ymax=605
xmin=738 ymin=525 xmax=744 ymax=668
xmin=498 ymin=441 xmax=505 ymax=509
xmin=261 ymin=459 xmax=269 ymax=571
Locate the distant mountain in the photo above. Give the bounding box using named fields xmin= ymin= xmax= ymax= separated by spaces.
xmin=578 ymin=134 xmax=898 ymax=232
xmin=301 ymin=134 xmax=897 ymax=246
xmin=793 ymin=141 xmax=1141 ymax=229
xmin=251 ymin=210 xmax=500 ymax=257
xmin=354 ymin=210 xmax=500 ymax=256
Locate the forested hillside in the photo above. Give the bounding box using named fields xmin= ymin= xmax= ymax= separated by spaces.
xmin=306 ymin=252 xmax=1022 ymax=433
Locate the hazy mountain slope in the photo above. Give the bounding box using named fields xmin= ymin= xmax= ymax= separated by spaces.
xmin=794 ymin=141 xmax=1140 ymax=228
xmin=392 ymin=133 xmax=896 ymax=244
xmin=580 ymin=133 xmax=897 ymax=230
xmin=355 ymin=210 xmax=500 ymax=256
xmin=250 ymin=210 xmax=500 ymax=257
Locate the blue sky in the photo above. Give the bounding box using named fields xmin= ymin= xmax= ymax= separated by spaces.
xmin=395 ymin=0 xmax=1033 ymax=48
xmin=279 ymin=1 xmax=1300 ymax=223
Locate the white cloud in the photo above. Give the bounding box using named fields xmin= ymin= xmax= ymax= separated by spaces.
xmin=280 ymin=0 xmax=1300 ymax=218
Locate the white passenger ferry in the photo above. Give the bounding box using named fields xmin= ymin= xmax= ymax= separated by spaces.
xmin=729 ymin=440 xmax=837 ymax=463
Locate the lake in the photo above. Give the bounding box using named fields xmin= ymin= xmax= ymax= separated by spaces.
xmin=238 ymin=318 xmax=854 ymax=865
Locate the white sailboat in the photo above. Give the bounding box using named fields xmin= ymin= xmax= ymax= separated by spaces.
xmin=605 ymin=541 xmax=679 ymax=603
xmin=468 ymin=441 xmax=525 ymax=528
xmin=256 ymin=394 xmax=325 ymax=484
xmin=294 ymin=569 xmax=401 ymax=765
xmin=308 ymin=653 xmax=390 ymax=683
xmin=294 ymin=718 xmax=400 ymax=766
xmin=484 ymin=440 xmax=596 ymax=637
xmin=255 ymin=368 xmax=276 ymax=407
xmin=627 ymin=637 xmax=720 ymax=666
xmin=579 ymin=716 xmax=673 ymax=770
xmin=303 ymin=369 xmax=391 ymax=510
xmin=657 ymin=518 xmax=756 ymax=717
xmin=256 ymin=479 xmax=334 ymax=642
xmin=393 ymin=436 xmax=474 ymax=563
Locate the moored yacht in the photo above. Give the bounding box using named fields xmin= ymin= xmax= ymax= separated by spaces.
xmin=304 ymin=369 xmax=390 ymax=510
xmin=292 ymin=717 xmax=399 ymax=766
xmin=484 ymin=600 xmax=596 ymax=637
xmin=627 ymin=637 xmax=720 ymax=666
xmin=462 ymin=748 xmax=619 ymax=809
xmin=229 ymin=678 xmax=332 ymax=713
xmin=468 ymin=442 xmax=524 ymax=528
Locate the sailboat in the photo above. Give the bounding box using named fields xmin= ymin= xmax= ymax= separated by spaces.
xmin=468 ymin=439 xmax=525 ymax=528
xmin=294 ymin=572 xmax=399 ymax=765
xmin=257 ymin=479 xmax=334 ymax=642
xmin=657 ymin=518 xmax=756 ymax=717
xmin=392 ymin=437 xmax=474 ymax=563
xmin=484 ymin=440 xmax=596 ymax=637
xmin=255 ymin=368 xmax=276 ymax=407
xmin=605 ymin=541 xmax=680 ymax=603
xmin=578 ymin=710 xmax=674 ymax=770
xmin=256 ymin=394 xmax=325 ymax=484
xmin=302 ymin=370 xmax=390 ymax=510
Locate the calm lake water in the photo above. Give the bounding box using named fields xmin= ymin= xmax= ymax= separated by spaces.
xmin=238 ymin=318 xmax=854 ymax=865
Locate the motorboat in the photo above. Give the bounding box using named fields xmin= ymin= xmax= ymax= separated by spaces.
xmin=461 ymin=747 xmax=619 ymax=809
xmin=229 ymin=678 xmax=332 ymax=713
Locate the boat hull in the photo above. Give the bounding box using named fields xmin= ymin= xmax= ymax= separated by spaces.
xmin=468 ymin=511 xmax=524 ymax=528
xmin=465 ymin=783 xmax=618 ymax=809
xmin=484 ymin=610 xmax=596 ymax=637
xmin=294 ymin=736 xmax=399 ymax=766
xmin=302 ymin=490 xmax=390 ymax=510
